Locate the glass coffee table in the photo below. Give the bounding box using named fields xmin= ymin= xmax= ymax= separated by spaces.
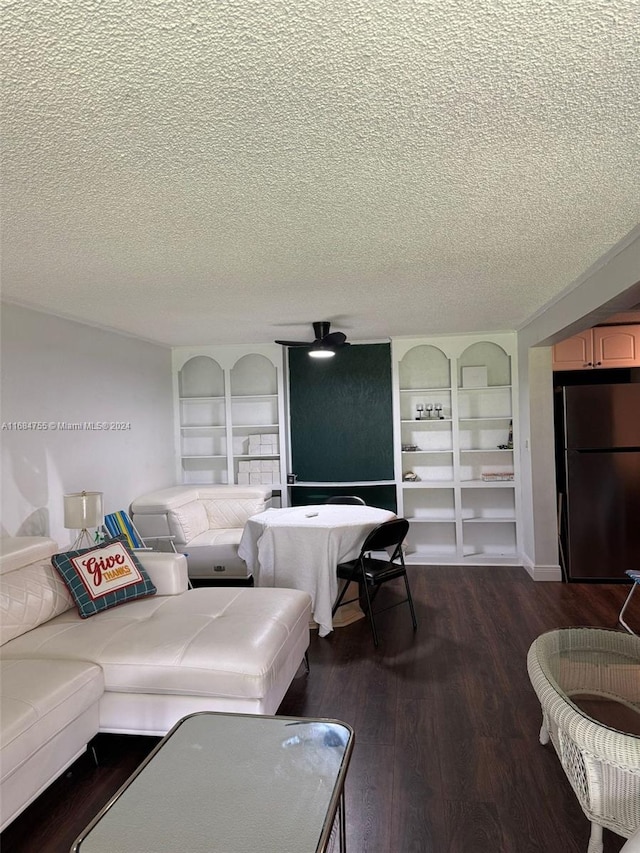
xmin=71 ymin=711 xmax=354 ymax=853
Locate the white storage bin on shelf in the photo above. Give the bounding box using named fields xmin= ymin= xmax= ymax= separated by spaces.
xmin=392 ymin=334 xmax=520 ymax=565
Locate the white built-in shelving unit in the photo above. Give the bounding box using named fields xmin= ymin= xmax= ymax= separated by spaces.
xmin=172 ymin=346 xmax=287 ymax=497
xmin=392 ymin=334 xmax=520 ymax=566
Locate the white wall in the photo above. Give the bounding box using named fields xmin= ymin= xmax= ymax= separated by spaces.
xmin=516 ymin=225 xmax=640 ymax=578
xmin=0 ymin=304 xmax=176 ymax=546
xmin=515 ymin=345 xmax=560 ymax=579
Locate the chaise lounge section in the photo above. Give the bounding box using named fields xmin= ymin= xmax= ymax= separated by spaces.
xmin=0 ymin=536 xmax=311 ymax=830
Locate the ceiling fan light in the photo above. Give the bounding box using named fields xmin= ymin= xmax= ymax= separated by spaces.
xmin=309 ymin=346 xmax=335 ymax=359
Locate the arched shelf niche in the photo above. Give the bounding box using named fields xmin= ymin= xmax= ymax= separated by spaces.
xmin=179 ymin=356 xmax=225 ymax=398
xmin=458 ymin=342 xmax=511 ymax=387
xmin=399 ymin=344 xmax=450 ymax=390
xmin=230 ymin=354 xmax=277 ymax=396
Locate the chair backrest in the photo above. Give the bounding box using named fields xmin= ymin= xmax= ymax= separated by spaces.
xmin=103 ymin=511 xmax=146 ymax=550
xmin=325 ymin=496 xmax=366 ymax=505
xmin=360 ymin=518 xmax=409 ymax=554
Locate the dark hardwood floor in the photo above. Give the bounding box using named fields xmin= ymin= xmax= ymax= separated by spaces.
xmin=1 ymin=567 xmax=633 ymax=852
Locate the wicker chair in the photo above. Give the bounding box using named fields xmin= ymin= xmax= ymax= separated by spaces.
xmin=527 ymin=628 xmax=640 ymax=853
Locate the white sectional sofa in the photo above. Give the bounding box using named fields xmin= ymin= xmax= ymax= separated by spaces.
xmin=130 ymin=485 xmax=273 ymax=579
xmin=0 ymin=536 xmax=311 ymax=831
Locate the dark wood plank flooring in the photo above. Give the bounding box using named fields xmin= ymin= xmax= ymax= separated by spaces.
xmin=1 ymin=567 xmax=634 ymax=852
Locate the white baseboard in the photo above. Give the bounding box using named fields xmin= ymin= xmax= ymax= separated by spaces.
xmin=523 ymin=555 xmax=563 ymax=582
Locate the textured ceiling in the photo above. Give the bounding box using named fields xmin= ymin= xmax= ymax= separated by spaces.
xmin=2 ymin=0 xmax=639 ymax=347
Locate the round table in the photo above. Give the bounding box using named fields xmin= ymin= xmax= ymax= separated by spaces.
xmin=238 ymin=504 xmax=396 ymax=636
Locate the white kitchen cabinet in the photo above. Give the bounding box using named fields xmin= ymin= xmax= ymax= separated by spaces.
xmin=173 ymin=346 xmax=286 ymax=495
xmin=392 ymin=334 xmax=520 ymax=565
xmin=552 ymin=325 xmax=640 ymax=370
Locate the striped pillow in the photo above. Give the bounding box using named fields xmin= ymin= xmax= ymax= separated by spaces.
xmin=103 ymin=511 xmax=145 ymax=549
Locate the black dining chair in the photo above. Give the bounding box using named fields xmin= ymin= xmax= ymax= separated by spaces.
xmin=331 ymin=517 xmax=417 ymax=647
xmin=325 ymin=496 xmax=366 ymax=505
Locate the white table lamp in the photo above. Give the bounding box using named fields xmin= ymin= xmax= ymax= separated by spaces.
xmin=64 ymin=490 xmax=104 ymax=549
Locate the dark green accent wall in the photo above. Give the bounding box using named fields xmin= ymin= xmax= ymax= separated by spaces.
xmin=289 ymin=343 xmax=394 ymax=482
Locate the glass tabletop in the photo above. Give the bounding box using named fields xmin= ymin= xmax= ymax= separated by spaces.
xmin=72 ymin=712 xmax=354 ymax=853
xmin=535 ymin=628 xmax=640 ymax=736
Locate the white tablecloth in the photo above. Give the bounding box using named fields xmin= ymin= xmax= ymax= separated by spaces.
xmin=238 ymin=504 xmax=396 ymax=637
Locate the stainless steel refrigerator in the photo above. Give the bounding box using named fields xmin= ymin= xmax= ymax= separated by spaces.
xmin=561 ymin=383 xmax=640 ymax=580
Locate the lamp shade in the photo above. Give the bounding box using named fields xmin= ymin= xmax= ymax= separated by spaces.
xmin=63 ymin=491 xmax=104 ymax=529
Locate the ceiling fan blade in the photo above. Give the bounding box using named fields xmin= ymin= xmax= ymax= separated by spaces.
xmin=274 ymin=339 xmax=311 ymax=347
xmin=275 ymin=322 xmax=349 ymax=349
xmin=323 ymin=331 xmax=347 ymax=346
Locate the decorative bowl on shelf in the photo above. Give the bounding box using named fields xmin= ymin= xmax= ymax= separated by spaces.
xmin=403 ymin=471 xmax=420 ymax=481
